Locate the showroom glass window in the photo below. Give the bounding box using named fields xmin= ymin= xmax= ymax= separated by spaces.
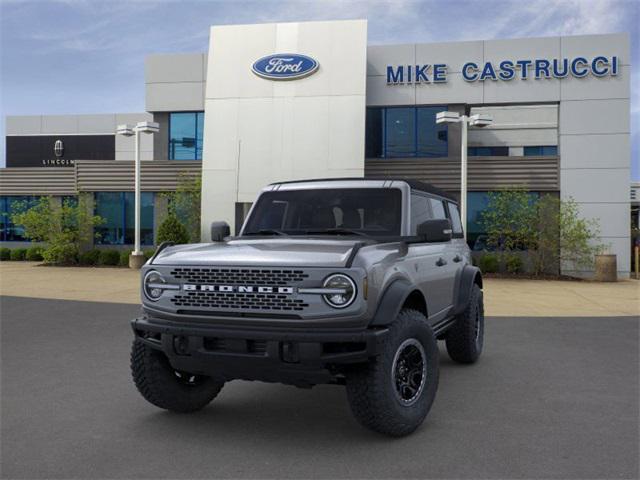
xmin=95 ymin=192 xmax=154 ymax=245
xmin=468 ymin=146 xmax=509 ymax=156
xmin=0 ymin=196 xmax=39 ymax=242
xmin=365 ymin=106 xmax=448 ymax=158
xmin=524 ymin=146 xmax=558 ymax=156
xmin=169 ymin=112 xmax=204 ymax=160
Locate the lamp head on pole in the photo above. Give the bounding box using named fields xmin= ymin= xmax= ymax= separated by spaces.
xmin=469 ymin=114 xmax=493 ymax=127
xmin=135 ymin=121 xmax=160 ymax=134
xmin=436 ymin=111 xmax=461 ymax=124
xmin=116 ymin=124 xmax=135 ymax=137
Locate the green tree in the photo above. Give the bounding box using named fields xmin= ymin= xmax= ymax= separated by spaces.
xmin=480 ymin=188 xmax=537 ymax=252
xmin=557 ymin=197 xmax=605 ymax=271
xmin=481 ymin=190 xmax=604 ymax=276
xmin=530 ymin=194 xmax=561 ymax=275
xmin=163 ymin=173 xmax=201 ymax=242
xmin=157 ymin=213 xmax=190 ymax=244
xmin=11 ymin=197 xmax=104 ymax=265
xmin=530 ymin=195 xmax=605 ymax=274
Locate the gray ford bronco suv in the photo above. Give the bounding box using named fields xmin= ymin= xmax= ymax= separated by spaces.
xmin=131 ymin=178 xmax=484 ymax=436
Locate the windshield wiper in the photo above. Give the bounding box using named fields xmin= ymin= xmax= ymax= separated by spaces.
xmin=306 ymin=228 xmax=368 ymax=237
xmin=244 ymin=229 xmax=287 ymax=236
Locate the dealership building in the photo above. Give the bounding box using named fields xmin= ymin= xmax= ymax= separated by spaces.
xmin=0 ymin=20 xmax=632 ymax=277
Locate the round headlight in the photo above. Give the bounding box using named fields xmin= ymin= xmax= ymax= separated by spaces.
xmin=322 ymin=274 xmax=356 ymax=309
xmin=143 ymin=270 xmax=165 ymax=301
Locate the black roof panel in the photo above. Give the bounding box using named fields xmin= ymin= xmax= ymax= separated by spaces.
xmin=270 ymin=177 xmax=457 ymax=202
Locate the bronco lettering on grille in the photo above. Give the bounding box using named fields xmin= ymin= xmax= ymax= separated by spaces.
xmin=182 ymin=284 xmax=295 ymax=294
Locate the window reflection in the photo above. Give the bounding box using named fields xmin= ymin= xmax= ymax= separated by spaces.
xmin=365 ymin=106 xmax=448 ymax=158
xmin=169 ymin=112 xmax=204 ymax=160
xmin=0 ymin=196 xmax=39 ymax=242
xmin=95 ymin=192 xmax=154 ymax=245
xmin=524 ymin=146 xmax=558 ymax=156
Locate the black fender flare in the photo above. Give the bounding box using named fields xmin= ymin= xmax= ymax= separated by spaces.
xmin=369 ymin=278 xmax=417 ymax=327
xmin=453 ymin=265 xmax=483 ymax=316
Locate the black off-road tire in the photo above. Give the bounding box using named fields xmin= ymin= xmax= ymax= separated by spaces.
xmin=445 ymin=283 xmax=484 ymax=363
xmin=345 ymin=309 xmax=439 ymax=437
xmin=131 ymin=340 xmax=224 ymax=413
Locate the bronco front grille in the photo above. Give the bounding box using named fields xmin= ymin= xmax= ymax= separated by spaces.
xmin=170 ymin=292 xmax=309 ymax=311
xmin=170 ymin=268 xmax=309 ymax=285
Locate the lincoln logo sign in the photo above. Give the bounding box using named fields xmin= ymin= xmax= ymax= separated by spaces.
xmin=54 ymin=139 xmax=64 ymax=158
xmin=386 ymin=55 xmax=620 ymax=84
xmin=183 ymin=284 xmax=295 ymax=294
xmin=252 ymin=53 xmax=319 ymax=80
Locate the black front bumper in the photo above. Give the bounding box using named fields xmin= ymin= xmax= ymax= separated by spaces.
xmin=131 ymin=316 xmax=388 ymax=386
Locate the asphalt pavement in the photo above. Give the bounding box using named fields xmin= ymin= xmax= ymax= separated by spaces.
xmin=1 ymin=296 xmax=638 ymax=479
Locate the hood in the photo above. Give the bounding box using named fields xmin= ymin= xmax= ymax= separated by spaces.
xmin=151 ymin=238 xmax=363 ymax=267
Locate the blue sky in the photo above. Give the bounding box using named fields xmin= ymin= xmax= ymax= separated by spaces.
xmin=1 ymin=0 xmax=638 ymax=178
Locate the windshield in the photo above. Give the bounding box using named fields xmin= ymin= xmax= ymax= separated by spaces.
xmin=242 ymin=188 xmax=402 ymax=236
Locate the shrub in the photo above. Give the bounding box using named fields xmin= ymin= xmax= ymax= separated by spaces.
xmin=25 ymin=246 xmax=44 ymax=261
xmin=79 ymin=249 xmax=101 ymax=266
xmin=11 ymin=196 xmax=104 ymax=265
xmin=143 ymin=249 xmax=156 ymax=260
xmin=10 ymin=248 xmax=27 ymax=261
xmin=43 ymin=244 xmax=78 ymax=265
xmin=505 ymin=253 xmax=524 ymax=274
xmin=98 ymin=250 xmax=120 ymax=266
xmin=478 ymin=254 xmax=499 ymax=273
xmin=0 ymin=248 xmax=10 ymax=261
xmin=119 ymin=251 xmax=130 ymax=267
xmin=157 ymin=214 xmax=189 ymax=245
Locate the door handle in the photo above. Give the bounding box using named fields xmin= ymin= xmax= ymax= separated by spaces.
xmin=436 ymin=257 xmax=447 ymax=267
xmin=453 ymin=255 xmax=463 ymax=263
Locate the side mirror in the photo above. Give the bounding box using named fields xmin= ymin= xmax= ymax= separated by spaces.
xmin=210 ymin=221 xmax=230 ymax=242
xmin=416 ymin=219 xmax=452 ymax=243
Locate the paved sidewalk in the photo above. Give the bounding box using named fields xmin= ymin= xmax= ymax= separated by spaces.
xmin=0 ymin=261 xmax=638 ymax=316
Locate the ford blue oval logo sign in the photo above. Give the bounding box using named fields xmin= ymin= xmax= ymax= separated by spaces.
xmin=252 ymin=53 xmax=319 ymax=80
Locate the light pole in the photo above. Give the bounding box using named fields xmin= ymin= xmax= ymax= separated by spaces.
xmin=436 ymin=111 xmax=492 ymax=241
xmin=116 ymin=121 xmax=159 ymax=268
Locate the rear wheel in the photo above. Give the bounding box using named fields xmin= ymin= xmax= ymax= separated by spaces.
xmin=345 ymin=309 xmax=439 ymax=436
xmin=445 ymin=283 xmax=484 ymax=363
xmin=131 ymin=340 xmax=224 ymax=413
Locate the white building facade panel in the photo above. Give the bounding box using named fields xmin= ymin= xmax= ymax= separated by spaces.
xmin=201 ymin=20 xmax=367 ymax=236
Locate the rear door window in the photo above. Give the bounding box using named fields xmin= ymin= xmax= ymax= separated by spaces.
xmin=447 ymin=202 xmax=464 ymax=235
xmin=410 ymin=194 xmax=432 ymax=234
xmin=429 ymin=198 xmax=447 ymax=219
